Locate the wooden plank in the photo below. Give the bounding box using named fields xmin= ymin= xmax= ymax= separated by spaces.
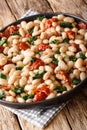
xmin=0 ymin=0 xmax=16 ymax=29
xmin=47 ymin=0 xmax=87 ymax=19
xmin=0 ymin=105 xmax=20 ymax=130
xmin=6 ymin=0 xmax=52 ymax=19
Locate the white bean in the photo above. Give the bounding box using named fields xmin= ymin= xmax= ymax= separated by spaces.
xmin=0 ymin=54 xmax=7 ymax=66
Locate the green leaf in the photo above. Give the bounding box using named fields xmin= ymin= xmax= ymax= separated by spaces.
xmin=52 ymin=55 xmax=58 ymax=65
xmin=66 ymin=69 xmax=72 ymax=74
xmin=0 ymin=92 xmax=6 ymax=99
xmin=28 ymin=36 xmax=37 ymax=45
xmin=56 ymin=49 xmax=60 ymax=54
xmin=0 ymin=38 xmax=7 ymax=46
xmin=63 ymin=37 xmax=69 ymax=43
xmin=69 ymin=56 xmax=77 ymax=62
xmin=72 ymin=78 xmax=81 ymax=85
xmin=36 ymin=16 xmax=46 ymax=21
xmin=79 ymin=52 xmax=86 ymax=60
xmin=16 ymin=66 xmax=23 ymax=70
xmin=32 ymin=71 xmax=46 ymax=80
xmin=30 ymin=57 xmax=36 ymax=64
xmin=12 ymin=31 xmax=20 ymax=36
xmin=22 ymin=93 xmax=34 ymax=100
xmin=60 ymin=22 xmax=73 ymax=28
xmin=50 ymin=39 xmax=59 ymax=44
xmin=55 ymin=86 xmax=67 ymax=93
xmin=0 ymin=72 xmax=7 ymax=79
xmin=29 ymin=28 xmax=34 ymax=34
xmin=35 ymin=51 xmax=43 ymax=55
xmin=11 ymin=86 xmax=24 ymax=94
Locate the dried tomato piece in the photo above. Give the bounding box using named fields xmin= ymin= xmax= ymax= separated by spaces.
xmin=29 ymin=59 xmax=44 ymax=70
xmin=67 ymin=30 xmax=75 ymax=40
xmin=2 ymin=25 xmax=19 ymax=38
xmin=70 ymin=42 xmax=79 ymax=51
xmin=0 ymin=46 xmax=4 ymax=53
xmin=19 ymin=42 xmax=30 ymax=50
xmin=26 ymin=33 xmax=31 ymax=38
xmin=57 ymin=70 xmax=71 ymax=85
xmin=5 ymin=85 xmax=13 ymax=91
xmin=33 ymin=86 xmax=50 ymax=102
xmin=78 ymin=22 xmax=87 ymax=29
xmin=38 ymin=43 xmax=50 ymax=51
xmin=33 ymin=92 xmax=46 ymax=102
xmin=50 ymin=63 xmax=57 ymax=69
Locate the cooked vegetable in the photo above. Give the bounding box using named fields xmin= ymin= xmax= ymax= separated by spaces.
xmin=50 ymin=39 xmax=59 ymax=44
xmin=63 ymin=37 xmax=69 ymax=43
xmin=16 ymin=66 xmax=23 ymax=70
xmin=60 ymin=22 xmax=73 ymax=28
xmin=30 ymin=57 xmax=36 ymax=64
xmin=0 ymin=38 xmax=7 ymax=46
xmin=32 ymin=71 xmax=46 ymax=80
xmin=11 ymin=86 xmax=24 ymax=94
xmin=22 ymin=93 xmax=34 ymax=100
xmin=52 ymin=55 xmax=58 ymax=65
xmin=56 ymin=49 xmax=60 ymax=54
xmin=0 ymin=72 xmax=7 ymax=79
xmin=36 ymin=16 xmax=46 ymax=21
xmin=29 ymin=28 xmax=34 ymax=34
xmin=12 ymin=31 xmax=20 ymax=35
xmin=28 ymin=36 xmax=37 ymax=45
xmin=69 ymin=56 xmax=77 ymax=62
xmin=19 ymin=42 xmax=30 ymax=50
xmin=55 ymin=86 xmax=67 ymax=93
xmin=0 ymin=92 xmax=6 ymax=99
xmin=72 ymin=78 xmax=81 ymax=85
xmin=79 ymin=52 xmax=86 ymax=60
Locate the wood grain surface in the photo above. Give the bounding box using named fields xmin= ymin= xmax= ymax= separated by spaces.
xmin=0 ymin=0 xmax=87 ymax=130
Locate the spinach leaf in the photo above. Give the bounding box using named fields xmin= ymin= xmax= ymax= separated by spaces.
xmin=11 ymin=86 xmax=24 ymax=94
xmin=28 ymin=36 xmax=37 ymax=45
xmin=60 ymin=22 xmax=73 ymax=28
xmin=50 ymin=39 xmax=59 ymax=44
xmin=0 ymin=38 xmax=7 ymax=46
xmin=32 ymin=71 xmax=46 ymax=80
xmin=0 ymin=92 xmax=6 ymax=99
xmin=55 ymin=86 xmax=67 ymax=93
xmin=0 ymin=72 xmax=7 ymax=79
xmin=52 ymin=55 xmax=58 ymax=65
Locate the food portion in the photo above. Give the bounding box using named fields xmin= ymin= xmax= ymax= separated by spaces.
xmin=0 ymin=14 xmax=87 ymax=103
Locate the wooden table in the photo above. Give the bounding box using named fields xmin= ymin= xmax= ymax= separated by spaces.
xmin=0 ymin=0 xmax=87 ymax=130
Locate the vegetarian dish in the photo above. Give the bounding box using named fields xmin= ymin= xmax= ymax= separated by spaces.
xmin=0 ymin=14 xmax=87 ymax=103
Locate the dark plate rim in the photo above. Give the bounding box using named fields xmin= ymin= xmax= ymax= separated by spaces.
xmin=0 ymin=12 xmax=87 ymax=108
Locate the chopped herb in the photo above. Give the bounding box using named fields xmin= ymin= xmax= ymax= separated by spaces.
xmin=72 ymin=78 xmax=81 ymax=85
xmin=22 ymin=93 xmax=34 ymax=100
xmin=0 ymin=92 xmax=6 ymax=99
xmin=52 ymin=55 xmax=58 ymax=65
xmin=63 ymin=37 xmax=69 ymax=43
xmin=28 ymin=36 xmax=37 ymax=45
xmin=0 ymin=38 xmax=7 ymax=46
xmin=30 ymin=57 xmax=36 ymax=64
xmin=0 ymin=72 xmax=7 ymax=79
xmin=32 ymin=71 xmax=46 ymax=80
xmin=56 ymin=49 xmax=60 ymax=54
xmin=55 ymin=86 xmax=67 ymax=93
xmin=29 ymin=28 xmax=34 ymax=34
xmin=69 ymin=56 xmax=77 ymax=62
xmin=35 ymin=51 xmax=43 ymax=55
xmin=79 ymin=52 xmax=86 ymax=60
xmin=11 ymin=86 xmax=24 ymax=94
xmin=36 ymin=16 xmax=45 ymax=21
xmin=66 ymin=69 xmax=72 ymax=74
xmin=60 ymin=22 xmax=73 ymax=28
xmin=50 ymin=39 xmax=59 ymax=44
xmin=16 ymin=66 xmax=23 ymax=70
xmin=12 ymin=31 xmax=20 ymax=36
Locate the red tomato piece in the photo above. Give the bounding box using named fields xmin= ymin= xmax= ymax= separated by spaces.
xmin=19 ymin=42 xmax=30 ymax=50
xmin=78 ymin=22 xmax=87 ymax=29
xmin=5 ymin=85 xmax=13 ymax=91
xmin=45 ymin=19 xmax=52 ymax=29
xmin=70 ymin=42 xmax=79 ymax=50
xmin=33 ymin=92 xmax=46 ymax=102
xmin=35 ymin=86 xmax=50 ymax=95
xmin=57 ymin=70 xmax=71 ymax=85
xmin=38 ymin=43 xmax=50 ymax=51
xmin=67 ymin=30 xmax=75 ymax=40
xmin=50 ymin=63 xmax=57 ymax=69
xmin=2 ymin=25 xmax=19 ymax=38
xmin=26 ymin=33 xmax=31 ymax=38
xmin=0 ymin=46 xmax=4 ymax=53
xmin=29 ymin=59 xmax=44 ymax=70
